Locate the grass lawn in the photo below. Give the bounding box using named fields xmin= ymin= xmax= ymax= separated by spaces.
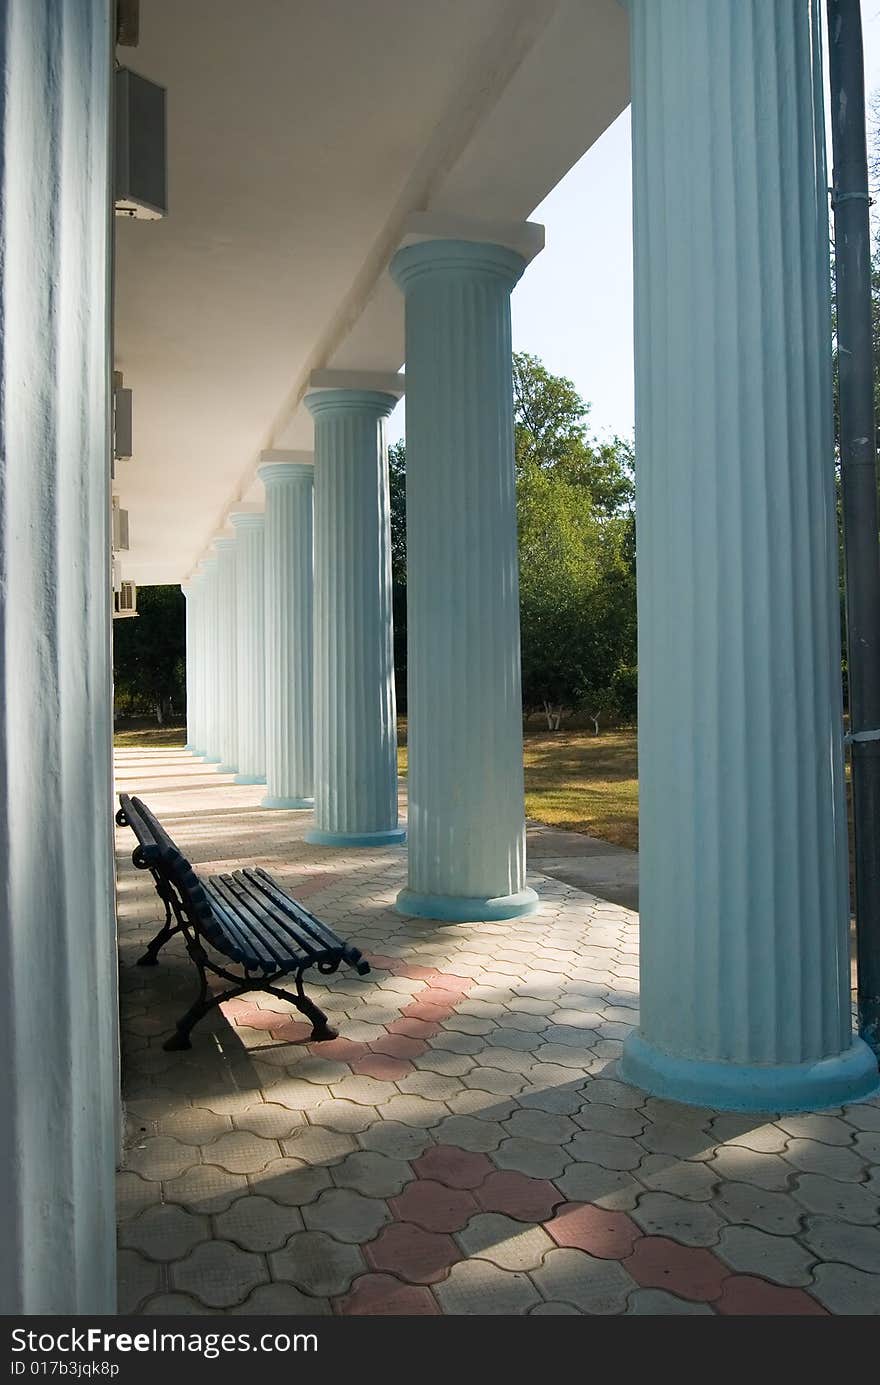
xmin=114 ymin=726 xmax=187 ymax=747
xmin=114 ymin=722 xmax=639 ymax=850
xmin=396 ymin=724 xmax=638 ymax=851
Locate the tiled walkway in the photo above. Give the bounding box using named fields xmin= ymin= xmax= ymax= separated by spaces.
xmin=115 ymin=747 xmax=880 ymax=1316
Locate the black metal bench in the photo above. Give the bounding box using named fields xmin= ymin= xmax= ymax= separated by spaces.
xmin=116 ymin=793 xmax=370 ymax=1051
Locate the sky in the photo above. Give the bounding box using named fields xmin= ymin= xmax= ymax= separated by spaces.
xmin=389 ymin=1 xmax=880 ymax=448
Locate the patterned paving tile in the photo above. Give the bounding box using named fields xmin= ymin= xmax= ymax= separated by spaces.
xmin=532 ymin=1247 xmax=636 ymax=1314
xmin=389 ymin=1180 xmax=478 ymax=1233
xmin=336 ymin=1273 xmax=441 ymax=1315
xmin=365 ymin=1222 xmax=461 ymax=1284
xmin=713 ymin=1275 xmax=827 ymax=1316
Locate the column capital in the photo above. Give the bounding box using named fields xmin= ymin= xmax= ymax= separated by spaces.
xmin=391 ymin=237 xmax=527 ymax=292
xmin=305 ymin=387 xmax=398 ymax=420
xmin=213 ymin=535 xmax=235 ymax=554
xmin=397 ymin=210 xmax=543 ymax=263
xmin=258 ymin=452 xmax=314 ymax=487
xmin=308 ymin=368 xmax=405 ymax=399
xmin=229 ymin=507 xmax=265 ymax=532
xmin=200 ymin=554 xmax=219 ymax=573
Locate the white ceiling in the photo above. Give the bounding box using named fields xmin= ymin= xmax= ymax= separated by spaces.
xmin=114 ymin=0 xmax=629 ymax=583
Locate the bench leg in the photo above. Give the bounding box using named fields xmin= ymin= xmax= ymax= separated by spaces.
xmin=164 ymin=963 xmax=212 ymax=1051
xmin=263 ymin=974 xmax=338 ymax=1042
xmin=137 ymin=898 xmax=180 ymax=967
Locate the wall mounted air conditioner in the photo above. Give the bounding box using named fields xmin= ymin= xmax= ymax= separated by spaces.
xmin=114 ymin=378 xmax=133 ymax=460
xmin=115 ymin=67 xmax=167 ymax=220
xmin=114 ymin=581 xmax=138 ymax=619
xmin=112 ymin=496 xmax=130 ymax=551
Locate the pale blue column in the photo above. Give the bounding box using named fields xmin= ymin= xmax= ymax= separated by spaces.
xmin=182 ymin=581 xmax=195 ymax=751
xmin=200 ymin=555 xmax=222 ymax=763
xmin=390 ymin=240 xmax=537 ymax=921
xmin=304 ymin=390 xmax=404 ymax=847
xmin=190 ymin=567 xmax=208 ymax=757
xmin=230 ymin=513 xmax=266 ymax=785
xmin=213 ymin=537 xmax=238 ymax=775
xmin=259 ymin=461 xmax=315 ymax=809
xmin=618 ymin=0 xmax=878 ymax=1111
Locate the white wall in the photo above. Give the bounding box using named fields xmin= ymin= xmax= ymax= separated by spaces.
xmin=0 ymin=0 xmax=117 ymax=1313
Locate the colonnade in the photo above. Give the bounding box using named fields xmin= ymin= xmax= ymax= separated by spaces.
xmin=180 ymin=1 xmax=878 ymax=1112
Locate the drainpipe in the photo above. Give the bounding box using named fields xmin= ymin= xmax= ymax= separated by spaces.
xmin=827 ymin=0 xmax=880 ymax=1058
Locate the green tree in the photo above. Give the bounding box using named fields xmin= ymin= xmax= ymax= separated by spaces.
xmin=388 ymin=353 xmax=637 ymax=729
xmin=113 ymin=585 xmax=186 ymax=725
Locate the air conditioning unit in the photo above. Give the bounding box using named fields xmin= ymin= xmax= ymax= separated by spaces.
xmin=112 ymin=496 xmax=130 ymax=551
xmin=115 ymin=68 xmax=167 ymax=220
xmin=114 ymin=379 xmax=133 ymax=460
xmin=114 ymin=580 xmax=138 ymax=619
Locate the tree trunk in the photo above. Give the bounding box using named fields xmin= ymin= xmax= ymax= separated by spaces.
xmin=155 ymin=698 xmax=164 ymax=726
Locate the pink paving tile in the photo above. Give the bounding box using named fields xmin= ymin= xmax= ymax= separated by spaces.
xmin=386 ymin=1018 xmax=442 ymax=1040
xmin=715 ymin=1276 xmax=828 ymax=1316
xmin=431 ymin=975 xmax=473 ymax=994
xmin=419 ymin=987 xmax=466 ymax=1009
xmin=219 ymin=996 xmax=252 ymax=1017
xmin=307 ymin=1037 xmax=368 ymax=1064
xmin=365 ymin=1222 xmax=461 ymax=1285
xmin=268 ymin=1019 xmax=313 ymax=1044
xmin=231 ymin=1006 xmax=279 ymax=1031
xmin=351 ymin=1053 xmax=414 ymax=1082
xmin=389 ymin=1180 xmax=479 ymax=1233
xmin=400 ymin=1001 xmax=456 ymax=1024
xmin=335 ymin=1274 xmax=440 ymax=1316
xmin=393 ymin=964 xmax=443 ymax=982
xmin=624 ymin=1237 xmax=729 ymax=1302
xmin=411 ymin=1145 xmax=495 ymax=1191
xmin=545 ymin=1203 xmax=641 ymax=1259
xmin=371 ymin=1033 xmax=429 ymax=1060
xmin=363 ymin=954 xmax=402 ymax=972
xmin=474 ymin=1171 xmax=562 ymax=1223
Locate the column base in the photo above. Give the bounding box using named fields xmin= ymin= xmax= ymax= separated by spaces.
xmin=183 ymin=743 xmax=195 ymax=751
xmin=234 ymin=773 xmax=267 ymax=786
xmin=306 ymin=826 xmax=406 ymax=848
xmin=202 ymin=755 xmax=221 ymax=764
xmin=215 ymin=763 xmax=238 ymax=775
xmin=395 ymin=885 xmax=539 ymax=923
xmin=189 ymin=749 xmax=207 ymax=759
xmin=261 ymin=795 xmax=315 ymax=810
xmin=620 ymin=1031 xmax=880 ymax=1114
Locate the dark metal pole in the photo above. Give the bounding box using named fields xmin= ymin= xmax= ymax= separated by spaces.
xmin=827 ymin=0 xmax=880 ymax=1058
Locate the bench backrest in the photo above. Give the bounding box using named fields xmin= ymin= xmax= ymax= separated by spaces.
xmin=117 ymin=792 xmax=219 ymax=943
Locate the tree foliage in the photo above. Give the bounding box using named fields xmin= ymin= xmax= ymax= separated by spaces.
xmin=389 ymin=352 xmax=637 ymax=728
xmin=514 ymin=353 xmax=636 ymax=727
xmin=113 ymin=585 xmax=185 ymax=724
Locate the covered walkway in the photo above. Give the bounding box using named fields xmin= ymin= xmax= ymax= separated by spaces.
xmin=116 ymin=747 xmax=880 ymax=1316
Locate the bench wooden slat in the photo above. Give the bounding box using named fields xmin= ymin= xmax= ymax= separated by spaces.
xmin=218 ymin=872 xmax=316 ymax=968
xmin=207 ymin=875 xmax=292 ymax=972
xmin=230 ymin=871 xmax=327 ymax=963
xmin=202 ymin=880 xmax=269 ymax=970
xmin=244 ymin=868 xmax=356 ymax=958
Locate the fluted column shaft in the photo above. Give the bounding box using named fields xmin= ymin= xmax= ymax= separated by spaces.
xmin=191 ymin=571 xmax=208 ymax=756
xmin=182 ymin=582 xmax=195 ymax=750
xmin=230 ymin=514 xmax=267 ymax=784
xmin=618 ymin=0 xmax=877 ymax=1111
xmin=200 ymin=556 xmax=222 ymax=763
xmin=304 ymin=390 xmax=404 ymax=847
xmin=259 ymin=463 xmax=315 ymax=809
xmin=213 ymin=537 xmax=238 ymax=774
xmin=390 ymin=239 xmax=537 ymax=921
